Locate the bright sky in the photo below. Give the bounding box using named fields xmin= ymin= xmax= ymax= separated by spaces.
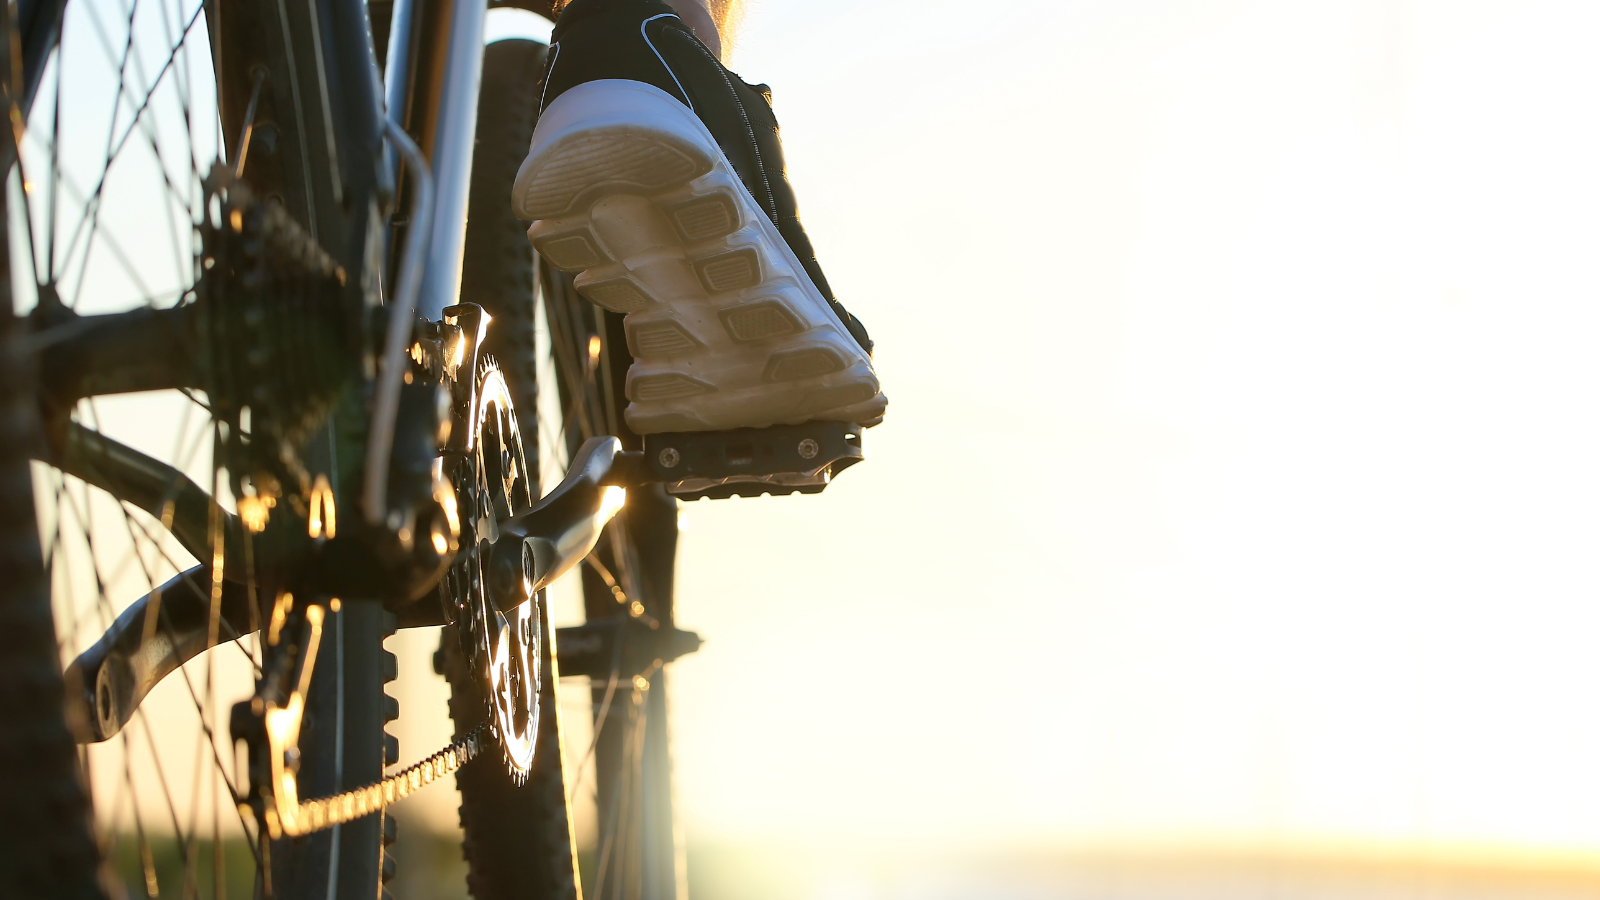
xmin=631 ymin=0 xmax=1600 ymax=859
xmin=48 ymin=0 xmax=1600 ymax=872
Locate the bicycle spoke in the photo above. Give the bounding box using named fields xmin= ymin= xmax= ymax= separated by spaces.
xmin=211 ymin=769 xmax=224 ymax=900
xmin=80 ymin=400 xmax=211 ymax=621
xmin=154 ymin=0 xmax=205 ymax=195
xmin=183 ymin=657 xmax=210 ymax=898
xmin=96 ymin=748 xmax=131 ymax=861
xmin=58 ymin=422 xmax=259 ymax=882
xmin=90 ymin=0 xmax=200 ymax=282
xmin=593 ymin=687 xmax=649 ymax=900
xmin=22 ymin=2 xmax=268 ymax=892
xmin=23 ymin=128 xmax=164 ymax=305
xmin=122 ymin=727 xmax=161 ymax=899
xmin=69 ymin=467 xmax=194 ymax=858
xmin=76 ymin=0 xmax=199 ymax=303
xmin=76 ymin=435 xmax=259 ymax=825
xmin=134 ymin=706 xmax=191 ymax=863
xmin=119 ymin=507 xmax=261 ymax=672
xmin=47 ymin=475 xmax=74 ymax=651
xmin=14 ymin=155 xmax=44 ymax=295
xmin=57 ymin=2 xmax=205 ymax=307
xmin=47 ymin=57 xmax=62 ymax=284
xmin=59 ymin=0 xmax=145 ymax=307
xmin=566 ymin=632 xmax=627 ymax=803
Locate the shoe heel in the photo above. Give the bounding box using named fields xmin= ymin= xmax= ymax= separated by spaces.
xmin=513 ymin=82 xmax=719 ymax=219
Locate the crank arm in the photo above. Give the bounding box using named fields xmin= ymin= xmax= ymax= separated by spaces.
xmin=483 ymin=436 xmax=643 ymax=612
xmin=64 ymin=565 xmax=260 ymax=742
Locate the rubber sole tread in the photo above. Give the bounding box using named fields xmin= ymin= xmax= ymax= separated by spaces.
xmin=516 ymin=80 xmax=886 ymax=433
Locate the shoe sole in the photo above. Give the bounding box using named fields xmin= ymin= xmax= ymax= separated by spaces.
xmin=512 ymin=80 xmax=886 ymax=434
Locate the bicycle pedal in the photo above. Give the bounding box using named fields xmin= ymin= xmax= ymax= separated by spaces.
xmin=555 ymin=619 xmax=704 ymax=680
xmin=644 ymin=421 xmax=864 ymax=500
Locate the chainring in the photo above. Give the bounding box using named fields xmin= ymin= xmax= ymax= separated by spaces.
xmin=439 ymin=359 xmax=542 ymax=782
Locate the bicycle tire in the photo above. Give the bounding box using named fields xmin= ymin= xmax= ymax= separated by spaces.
xmin=0 ymin=2 xmax=392 ymax=896
xmin=533 ymin=112 xmax=689 ymax=900
xmin=0 ymin=9 xmax=113 ymax=896
xmin=0 ymin=100 xmax=103 ymax=900
xmin=447 ymin=37 xmax=582 ymax=900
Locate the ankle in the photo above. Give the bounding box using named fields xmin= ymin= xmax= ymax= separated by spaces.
xmin=663 ymin=0 xmax=721 ymax=58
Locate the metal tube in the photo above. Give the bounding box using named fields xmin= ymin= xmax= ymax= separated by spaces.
xmin=380 ymin=0 xmax=486 ymax=313
xmin=381 ymin=0 xmax=419 ymax=159
xmin=365 ymin=121 xmax=435 ymax=526
xmin=418 ymin=0 xmax=487 ymax=319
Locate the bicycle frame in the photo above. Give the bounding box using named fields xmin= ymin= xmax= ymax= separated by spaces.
xmin=21 ymin=0 xmax=477 ymax=557
xmin=384 ymin=0 xmax=488 ymax=321
xmin=384 ymin=12 xmax=695 ymax=897
xmin=6 ymin=1 xmax=764 ymax=894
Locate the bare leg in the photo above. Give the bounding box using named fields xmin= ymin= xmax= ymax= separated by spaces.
xmin=516 ymin=0 xmax=886 ymax=431
xmin=548 ymin=0 xmax=736 ymax=59
xmin=662 ymin=0 xmax=733 ymax=59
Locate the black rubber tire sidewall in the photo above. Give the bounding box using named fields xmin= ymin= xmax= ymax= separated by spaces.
xmin=449 ymin=37 xmax=582 ymax=900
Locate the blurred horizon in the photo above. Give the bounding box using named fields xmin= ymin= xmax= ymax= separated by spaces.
xmin=390 ymin=828 xmax=1600 ymax=900
xmin=470 ymin=2 xmax=1600 ymax=890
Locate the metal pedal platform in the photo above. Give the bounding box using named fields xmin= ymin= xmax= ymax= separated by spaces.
xmin=643 ymin=421 xmax=865 ymax=500
xmin=555 ymin=618 xmax=704 ymax=680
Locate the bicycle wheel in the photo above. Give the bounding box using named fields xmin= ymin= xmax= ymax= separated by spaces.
xmin=0 ymin=1 xmax=392 ymax=896
xmin=445 ymin=36 xmax=580 ymax=900
xmin=451 ymin=32 xmax=693 ymax=900
xmin=539 ymin=151 xmax=691 ymax=900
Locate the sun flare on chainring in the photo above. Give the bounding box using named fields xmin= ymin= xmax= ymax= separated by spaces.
xmin=443 ymin=359 xmax=542 ymax=781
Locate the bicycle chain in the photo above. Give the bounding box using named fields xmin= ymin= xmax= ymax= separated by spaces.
xmin=238 ymin=328 xmax=538 ymax=837
xmin=269 ymin=722 xmax=489 ymax=838
xmin=244 ymin=359 xmax=538 ymax=838
xmin=241 ymin=599 xmax=494 ymax=839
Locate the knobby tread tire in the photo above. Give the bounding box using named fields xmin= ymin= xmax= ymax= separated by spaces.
xmin=0 ymin=1 xmax=389 ymax=894
xmin=448 ymin=37 xmax=581 ymax=900
xmin=443 ymin=620 xmax=577 ymax=900
xmin=268 ymin=602 xmax=392 ymax=900
xmin=0 ymin=204 xmax=104 ymax=899
xmin=463 ymin=38 xmax=548 ymax=453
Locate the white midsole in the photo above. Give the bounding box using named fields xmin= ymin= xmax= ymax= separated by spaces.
xmin=513 ymin=80 xmax=886 ymax=433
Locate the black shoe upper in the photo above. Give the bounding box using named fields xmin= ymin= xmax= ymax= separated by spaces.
xmin=537 ymin=0 xmax=874 ymax=355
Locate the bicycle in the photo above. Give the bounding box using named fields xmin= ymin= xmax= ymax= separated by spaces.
xmin=0 ymin=1 xmax=868 ymax=897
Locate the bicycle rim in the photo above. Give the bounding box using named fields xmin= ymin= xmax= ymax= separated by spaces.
xmin=1 ymin=2 xmax=388 ymax=896
xmin=448 ymin=33 xmax=689 ymax=900
xmin=542 ymin=173 xmax=689 ymax=900
xmin=446 ymin=36 xmax=581 ymax=900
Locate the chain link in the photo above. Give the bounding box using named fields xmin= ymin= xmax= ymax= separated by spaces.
xmin=269 ymin=722 xmax=489 ymax=838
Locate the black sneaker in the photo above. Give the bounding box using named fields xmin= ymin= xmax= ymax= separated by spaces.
xmin=511 ymin=0 xmax=887 ymax=433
